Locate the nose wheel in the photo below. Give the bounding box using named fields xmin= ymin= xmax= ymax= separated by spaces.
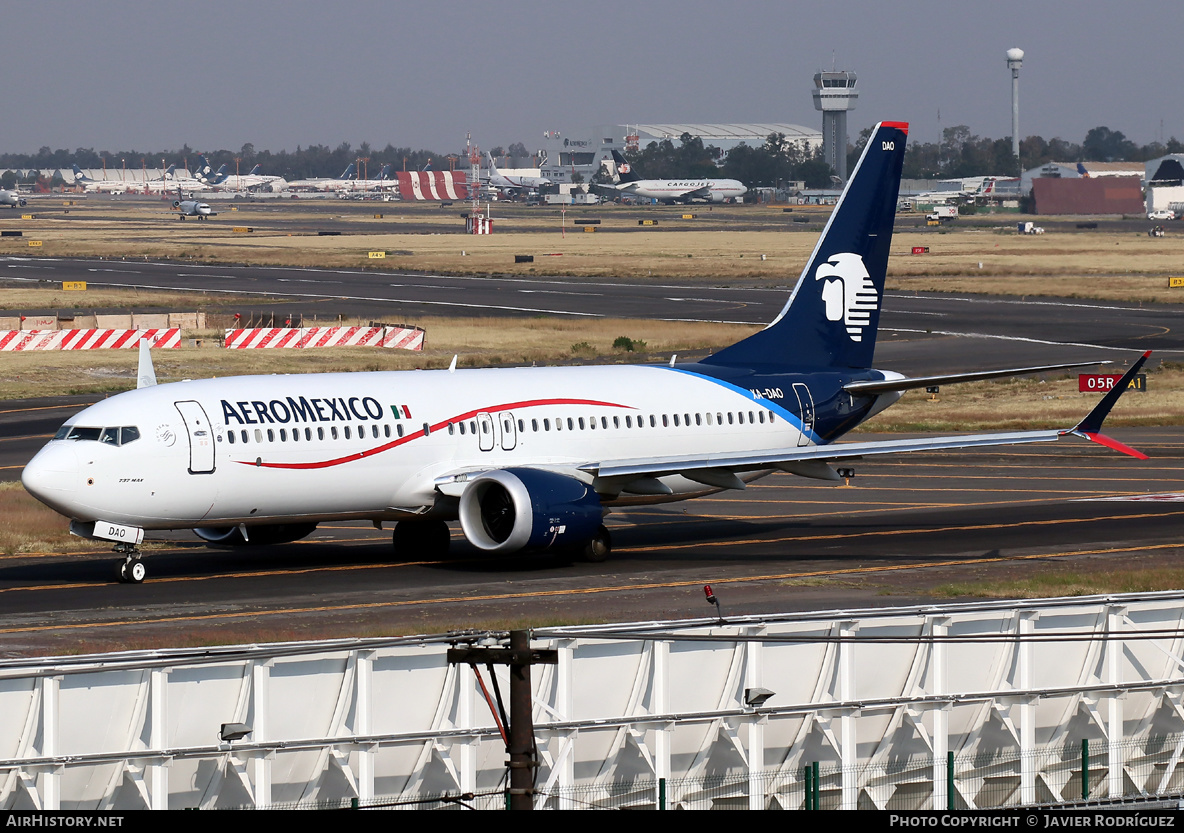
xmin=114 ymin=544 xmax=146 ymax=584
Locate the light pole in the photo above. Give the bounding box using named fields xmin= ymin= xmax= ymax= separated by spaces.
xmin=1006 ymin=48 xmax=1024 ymax=163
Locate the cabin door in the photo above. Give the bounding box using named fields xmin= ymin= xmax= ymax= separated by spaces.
xmin=175 ymin=400 xmax=216 ymax=473
xmin=791 ymin=384 xmax=816 ymax=447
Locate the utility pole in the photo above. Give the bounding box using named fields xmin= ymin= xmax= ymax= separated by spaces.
xmin=447 ymin=630 xmax=557 ymax=809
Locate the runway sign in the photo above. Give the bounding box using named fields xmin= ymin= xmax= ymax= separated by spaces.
xmin=1169 ymin=277 xmax=1184 ymax=288
xmin=912 ymin=246 xmax=930 ymax=254
xmin=62 ymin=282 xmax=86 ymax=291
xmin=368 ymin=251 xmax=386 ymax=259
xmin=27 ymin=240 xmax=41 ymax=247
xmin=1078 ymin=373 xmax=1146 ymax=392
xmin=232 ymin=227 xmax=253 ymax=233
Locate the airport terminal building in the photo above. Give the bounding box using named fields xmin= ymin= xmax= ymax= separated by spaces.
xmin=537 ymin=123 xmax=821 ymax=184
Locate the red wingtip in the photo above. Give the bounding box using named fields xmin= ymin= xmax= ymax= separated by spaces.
xmin=1081 ymin=431 xmax=1149 ymax=460
xmin=882 ymin=121 xmax=910 ymax=134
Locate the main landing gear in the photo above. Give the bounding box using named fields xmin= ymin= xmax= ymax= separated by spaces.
xmin=392 ymin=520 xmax=451 ymax=560
xmin=114 ymin=543 xmax=146 ymax=583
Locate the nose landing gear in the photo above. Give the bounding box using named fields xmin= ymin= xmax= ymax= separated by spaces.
xmin=114 ymin=543 xmax=146 ymax=583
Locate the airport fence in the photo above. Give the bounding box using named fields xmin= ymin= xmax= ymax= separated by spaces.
xmin=244 ymin=733 xmax=1184 ymax=810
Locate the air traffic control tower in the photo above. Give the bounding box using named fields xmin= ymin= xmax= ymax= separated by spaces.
xmin=812 ymin=70 xmax=858 ymax=183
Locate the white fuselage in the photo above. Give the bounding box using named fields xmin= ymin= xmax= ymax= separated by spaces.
xmin=22 ymin=364 xmax=808 ymax=531
xmin=615 ymin=178 xmax=747 ymax=203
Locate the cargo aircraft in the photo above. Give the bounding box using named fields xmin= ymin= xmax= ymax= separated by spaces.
xmin=600 ymin=149 xmax=747 ymax=203
xmin=22 ymin=122 xmax=1149 ymax=583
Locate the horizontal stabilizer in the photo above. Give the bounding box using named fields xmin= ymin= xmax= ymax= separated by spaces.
xmin=845 ymin=361 xmax=1112 ymax=394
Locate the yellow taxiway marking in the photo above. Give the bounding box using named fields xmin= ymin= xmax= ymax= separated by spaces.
xmin=4 ymin=539 xmax=1184 ymax=636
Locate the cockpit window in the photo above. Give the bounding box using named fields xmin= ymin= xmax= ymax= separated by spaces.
xmin=58 ymin=425 xmax=140 ymax=445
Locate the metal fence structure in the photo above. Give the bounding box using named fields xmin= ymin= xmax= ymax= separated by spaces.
xmin=4 ymin=591 xmax=1184 ymax=810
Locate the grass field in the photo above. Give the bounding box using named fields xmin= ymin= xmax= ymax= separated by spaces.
xmin=4 ymin=198 xmax=1184 ymax=300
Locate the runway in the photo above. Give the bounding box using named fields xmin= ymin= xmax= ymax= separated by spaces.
xmin=0 ymin=429 xmax=1180 ymax=656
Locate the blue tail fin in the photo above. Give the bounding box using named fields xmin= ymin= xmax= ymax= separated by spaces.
xmin=339 ymin=163 xmax=356 ymax=179
xmin=610 ymin=150 xmax=640 ymax=183
xmin=71 ymin=164 xmax=90 ymax=182
xmin=378 ymin=164 xmax=391 ymax=180
xmin=195 ymin=155 xmax=213 ymax=180
xmin=210 ymin=164 xmax=229 ymax=185
xmin=702 ymin=121 xmax=908 ymax=372
xmin=248 ymin=164 xmax=262 ymax=176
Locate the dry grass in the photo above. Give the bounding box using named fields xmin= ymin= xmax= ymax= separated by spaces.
xmin=933 ymin=567 xmax=1184 ymax=600
xmin=857 ymin=366 xmax=1183 ymax=432
xmin=0 ymin=315 xmax=757 ymax=399
xmin=9 ymin=199 xmax=1184 ymax=298
xmin=0 ymin=482 xmax=90 ymax=555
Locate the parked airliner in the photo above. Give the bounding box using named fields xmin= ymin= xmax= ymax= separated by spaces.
xmin=22 ymin=121 xmax=1149 ymax=583
xmin=600 ymin=150 xmax=747 ymax=203
xmin=485 ymin=151 xmax=552 ymax=191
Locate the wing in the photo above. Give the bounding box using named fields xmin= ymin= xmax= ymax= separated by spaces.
xmin=845 ymin=361 xmax=1111 ymax=395
xmin=584 ymin=351 xmax=1151 ymax=491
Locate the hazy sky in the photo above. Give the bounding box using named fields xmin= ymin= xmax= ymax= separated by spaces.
xmin=2 ymin=1 xmax=1179 ymax=156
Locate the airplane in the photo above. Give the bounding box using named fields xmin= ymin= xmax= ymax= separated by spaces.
xmin=484 ymin=151 xmax=551 ymax=191
xmin=71 ymin=163 xmax=188 ymax=194
xmin=0 ymin=189 xmax=27 ymax=207
xmin=172 ymin=186 xmax=216 ymax=220
xmin=21 ymin=121 xmax=1151 ymax=584
xmin=286 ymin=163 xmax=358 ymax=192
xmin=209 ymin=163 xmax=288 ymax=192
xmin=599 ymin=150 xmax=747 ymax=203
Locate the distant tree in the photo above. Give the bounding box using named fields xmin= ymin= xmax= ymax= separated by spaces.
xmin=490 ymin=146 xmax=505 ymax=158
xmin=1 ymin=170 xmax=15 ymax=189
xmin=797 ymin=157 xmax=834 ymax=189
xmin=1082 ymin=126 xmax=1136 ymax=161
xmin=507 ymin=142 xmax=528 ymax=158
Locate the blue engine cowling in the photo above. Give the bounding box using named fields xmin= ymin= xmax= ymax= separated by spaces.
xmin=458 ymin=468 xmax=603 ymax=554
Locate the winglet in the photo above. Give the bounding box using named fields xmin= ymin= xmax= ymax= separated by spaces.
xmin=1063 ymin=351 xmax=1150 ymax=459
xmin=137 ymin=338 xmax=157 ymax=389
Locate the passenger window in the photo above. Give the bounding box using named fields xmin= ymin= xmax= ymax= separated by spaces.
xmin=227 ymin=431 xmax=236 ymax=444
xmin=544 ymin=419 xmax=551 ymax=431
xmin=305 ymin=427 xmax=312 ymax=441
xmin=673 ymin=415 xmax=679 ymax=427
xmin=254 ymin=429 xmax=263 ymax=443
xmin=384 ymin=424 xmax=390 ymax=438
xmin=397 ymin=424 xmax=404 ymax=438
xmin=601 ymin=417 xmax=608 ymax=429
xmin=331 ymin=427 xmax=339 ymax=440
xmin=759 ymin=411 xmax=765 ymax=424
xmin=625 ymin=416 xmax=632 ymax=428
xmin=613 ymin=416 xmax=620 ymax=428
xmin=518 ymin=419 xmax=524 ymax=432
xmin=372 ymin=425 xmax=379 ymax=438
xmin=344 ymin=426 xmax=351 ymax=439
xmin=318 ymin=427 xmax=325 ymax=440
xmin=448 ymin=423 xmax=455 ymax=435
xmin=267 ymin=429 xmax=275 ymax=442
xmin=280 ymin=429 xmax=287 ymax=441
xmin=532 ymin=419 xmax=538 ymax=432
xmin=241 ymin=429 xmax=249 ymax=443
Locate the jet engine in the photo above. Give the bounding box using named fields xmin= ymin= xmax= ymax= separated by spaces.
xmin=194 ymin=522 xmax=318 ymax=546
xmin=458 ymin=468 xmax=604 ymax=554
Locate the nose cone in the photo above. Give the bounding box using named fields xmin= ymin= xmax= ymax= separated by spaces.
xmin=22 ymin=444 xmax=83 ymax=516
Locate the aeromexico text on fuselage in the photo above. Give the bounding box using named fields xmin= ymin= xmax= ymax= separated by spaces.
xmin=221 ymin=395 xmax=392 ymax=426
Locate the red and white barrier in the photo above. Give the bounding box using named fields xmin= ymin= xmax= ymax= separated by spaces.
xmin=223 ymin=326 xmax=424 ymax=350
xmin=0 ymin=328 xmax=180 ymax=351
xmin=395 ymin=171 xmax=469 ymax=200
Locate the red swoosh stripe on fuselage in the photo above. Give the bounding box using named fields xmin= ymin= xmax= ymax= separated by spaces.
xmin=237 ymin=397 xmax=632 ymax=470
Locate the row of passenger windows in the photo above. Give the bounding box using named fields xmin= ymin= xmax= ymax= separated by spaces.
xmin=53 ymin=425 xmax=141 ymax=446
xmin=223 ymin=409 xmax=777 ymax=445
xmin=226 ymin=422 xmax=402 ymax=445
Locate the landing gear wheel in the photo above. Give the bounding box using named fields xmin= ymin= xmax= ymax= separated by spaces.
xmin=578 ymin=525 xmax=612 ymax=563
xmin=113 ymin=543 xmax=145 ymax=584
xmin=392 ymin=520 xmax=451 ymax=559
xmin=127 ymin=559 xmax=146 ymax=583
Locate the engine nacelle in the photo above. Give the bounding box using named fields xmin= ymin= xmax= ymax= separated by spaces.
xmin=458 ymin=468 xmax=603 ymax=554
xmin=194 ymin=522 xmax=318 ymax=546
